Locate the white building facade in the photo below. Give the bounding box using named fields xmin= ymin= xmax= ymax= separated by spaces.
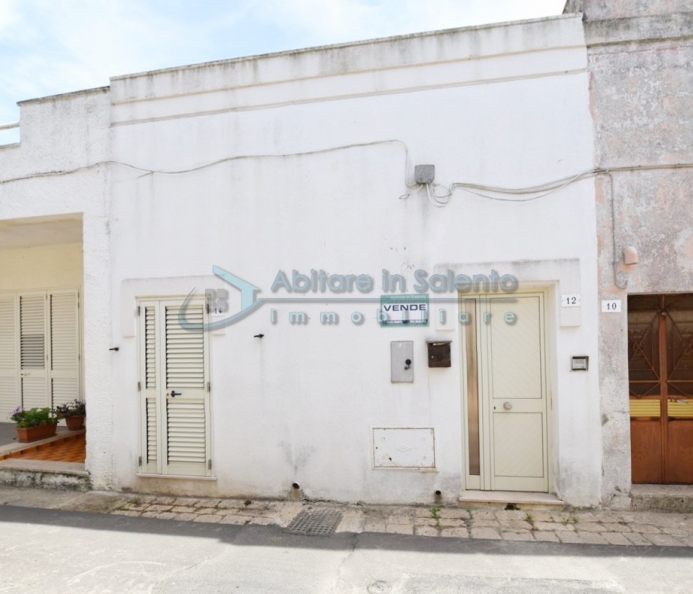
xmin=1 ymin=15 xmax=608 ymax=506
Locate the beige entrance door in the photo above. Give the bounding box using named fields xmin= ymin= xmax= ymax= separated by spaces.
xmin=463 ymin=293 xmax=549 ymax=492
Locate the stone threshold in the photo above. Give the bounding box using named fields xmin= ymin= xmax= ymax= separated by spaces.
xmin=459 ymin=490 xmax=564 ymax=508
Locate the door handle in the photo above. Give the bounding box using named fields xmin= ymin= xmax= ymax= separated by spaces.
xmin=503 ymin=402 xmax=513 ymax=411
xmin=169 ymin=391 xmax=182 ymax=397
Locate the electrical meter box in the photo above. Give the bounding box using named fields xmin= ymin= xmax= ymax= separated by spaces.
xmin=391 ymin=341 xmax=414 ymax=382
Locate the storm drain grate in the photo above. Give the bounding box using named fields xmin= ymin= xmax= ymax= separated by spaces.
xmin=286 ymin=510 xmax=343 ymax=536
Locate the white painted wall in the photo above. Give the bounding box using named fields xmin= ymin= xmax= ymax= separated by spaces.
xmin=107 ymin=16 xmax=602 ymax=505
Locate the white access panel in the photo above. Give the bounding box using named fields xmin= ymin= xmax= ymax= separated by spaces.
xmin=373 ymin=427 xmax=435 ymax=469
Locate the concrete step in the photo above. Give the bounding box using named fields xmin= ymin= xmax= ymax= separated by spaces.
xmin=458 ymin=490 xmax=564 ymax=510
xmin=631 ymin=484 xmax=693 ymax=513
xmin=0 ymin=459 xmax=90 ymax=491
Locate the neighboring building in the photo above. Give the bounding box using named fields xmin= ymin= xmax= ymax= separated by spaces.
xmin=0 ymin=89 xmax=111 ymax=477
xmin=0 ymin=2 xmax=690 ymax=508
xmin=564 ymin=0 xmax=693 ymax=507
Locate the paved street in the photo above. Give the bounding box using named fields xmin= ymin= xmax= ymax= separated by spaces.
xmin=1 ymin=491 xmax=693 ymax=593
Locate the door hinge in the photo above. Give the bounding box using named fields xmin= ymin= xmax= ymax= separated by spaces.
xmin=206 ymin=302 xmax=210 ymax=314
xmin=208 ymin=459 xmax=212 ymax=470
xmin=207 ymin=381 xmax=210 ymax=392
xmin=137 ymin=381 xmax=141 ymax=391
xmin=137 ymin=306 xmax=141 ymax=317
xmin=138 ymin=456 xmax=142 ymax=466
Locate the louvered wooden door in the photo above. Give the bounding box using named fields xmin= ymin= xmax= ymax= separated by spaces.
xmin=19 ymin=293 xmax=49 ymax=410
xmin=0 ymin=290 xmax=80 ymax=421
xmin=139 ymin=299 xmax=211 ymax=477
xmin=49 ymin=291 xmax=80 ymax=409
xmin=0 ymin=294 xmax=19 ymax=420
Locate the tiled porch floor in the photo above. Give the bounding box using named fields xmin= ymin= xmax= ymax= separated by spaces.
xmin=0 ymin=432 xmax=85 ymax=463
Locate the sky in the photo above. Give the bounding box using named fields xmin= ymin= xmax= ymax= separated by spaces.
xmin=0 ymin=0 xmax=566 ymax=130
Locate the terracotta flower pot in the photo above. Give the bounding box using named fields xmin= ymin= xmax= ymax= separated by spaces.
xmin=65 ymin=415 xmax=85 ymax=431
xmin=16 ymin=423 xmax=58 ymax=443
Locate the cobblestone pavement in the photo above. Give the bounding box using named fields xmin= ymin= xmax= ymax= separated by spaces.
xmin=111 ymin=496 xmax=693 ymax=547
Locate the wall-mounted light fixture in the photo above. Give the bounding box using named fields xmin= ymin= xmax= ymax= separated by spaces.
xmin=571 ymin=356 xmax=589 ymax=371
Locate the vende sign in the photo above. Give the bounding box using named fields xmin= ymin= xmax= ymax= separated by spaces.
xmin=379 ymin=294 xmax=429 ymax=326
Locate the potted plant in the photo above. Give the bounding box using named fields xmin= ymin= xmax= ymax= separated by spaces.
xmin=11 ymin=407 xmax=60 ymax=442
xmin=55 ymin=399 xmax=86 ymax=431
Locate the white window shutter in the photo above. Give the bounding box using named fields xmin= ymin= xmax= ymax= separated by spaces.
xmin=140 ymin=305 xmax=160 ymax=474
xmin=49 ymin=291 xmax=80 ymax=408
xmin=139 ymin=300 xmax=211 ymax=477
xmin=164 ymin=304 xmax=205 ymax=390
xmin=166 ymin=400 xmax=207 ymax=466
xmin=146 ymin=397 xmax=158 ymax=465
xmin=19 ymin=293 xmax=48 ymax=409
xmin=163 ymin=303 xmax=209 ymax=476
xmin=20 ymin=295 xmax=45 ymax=369
xmin=145 ymin=307 xmax=157 ymax=390
xmin=0 ymin=294 xmax=19 ymax=421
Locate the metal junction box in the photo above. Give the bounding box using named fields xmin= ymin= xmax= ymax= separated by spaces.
xmin=414 ymin=164 xmax=435 ymax=185
xmin=427 ymin=341 xmax=451 ymax=368
xmin=391 ymin=341 xmax=414 ymax=382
